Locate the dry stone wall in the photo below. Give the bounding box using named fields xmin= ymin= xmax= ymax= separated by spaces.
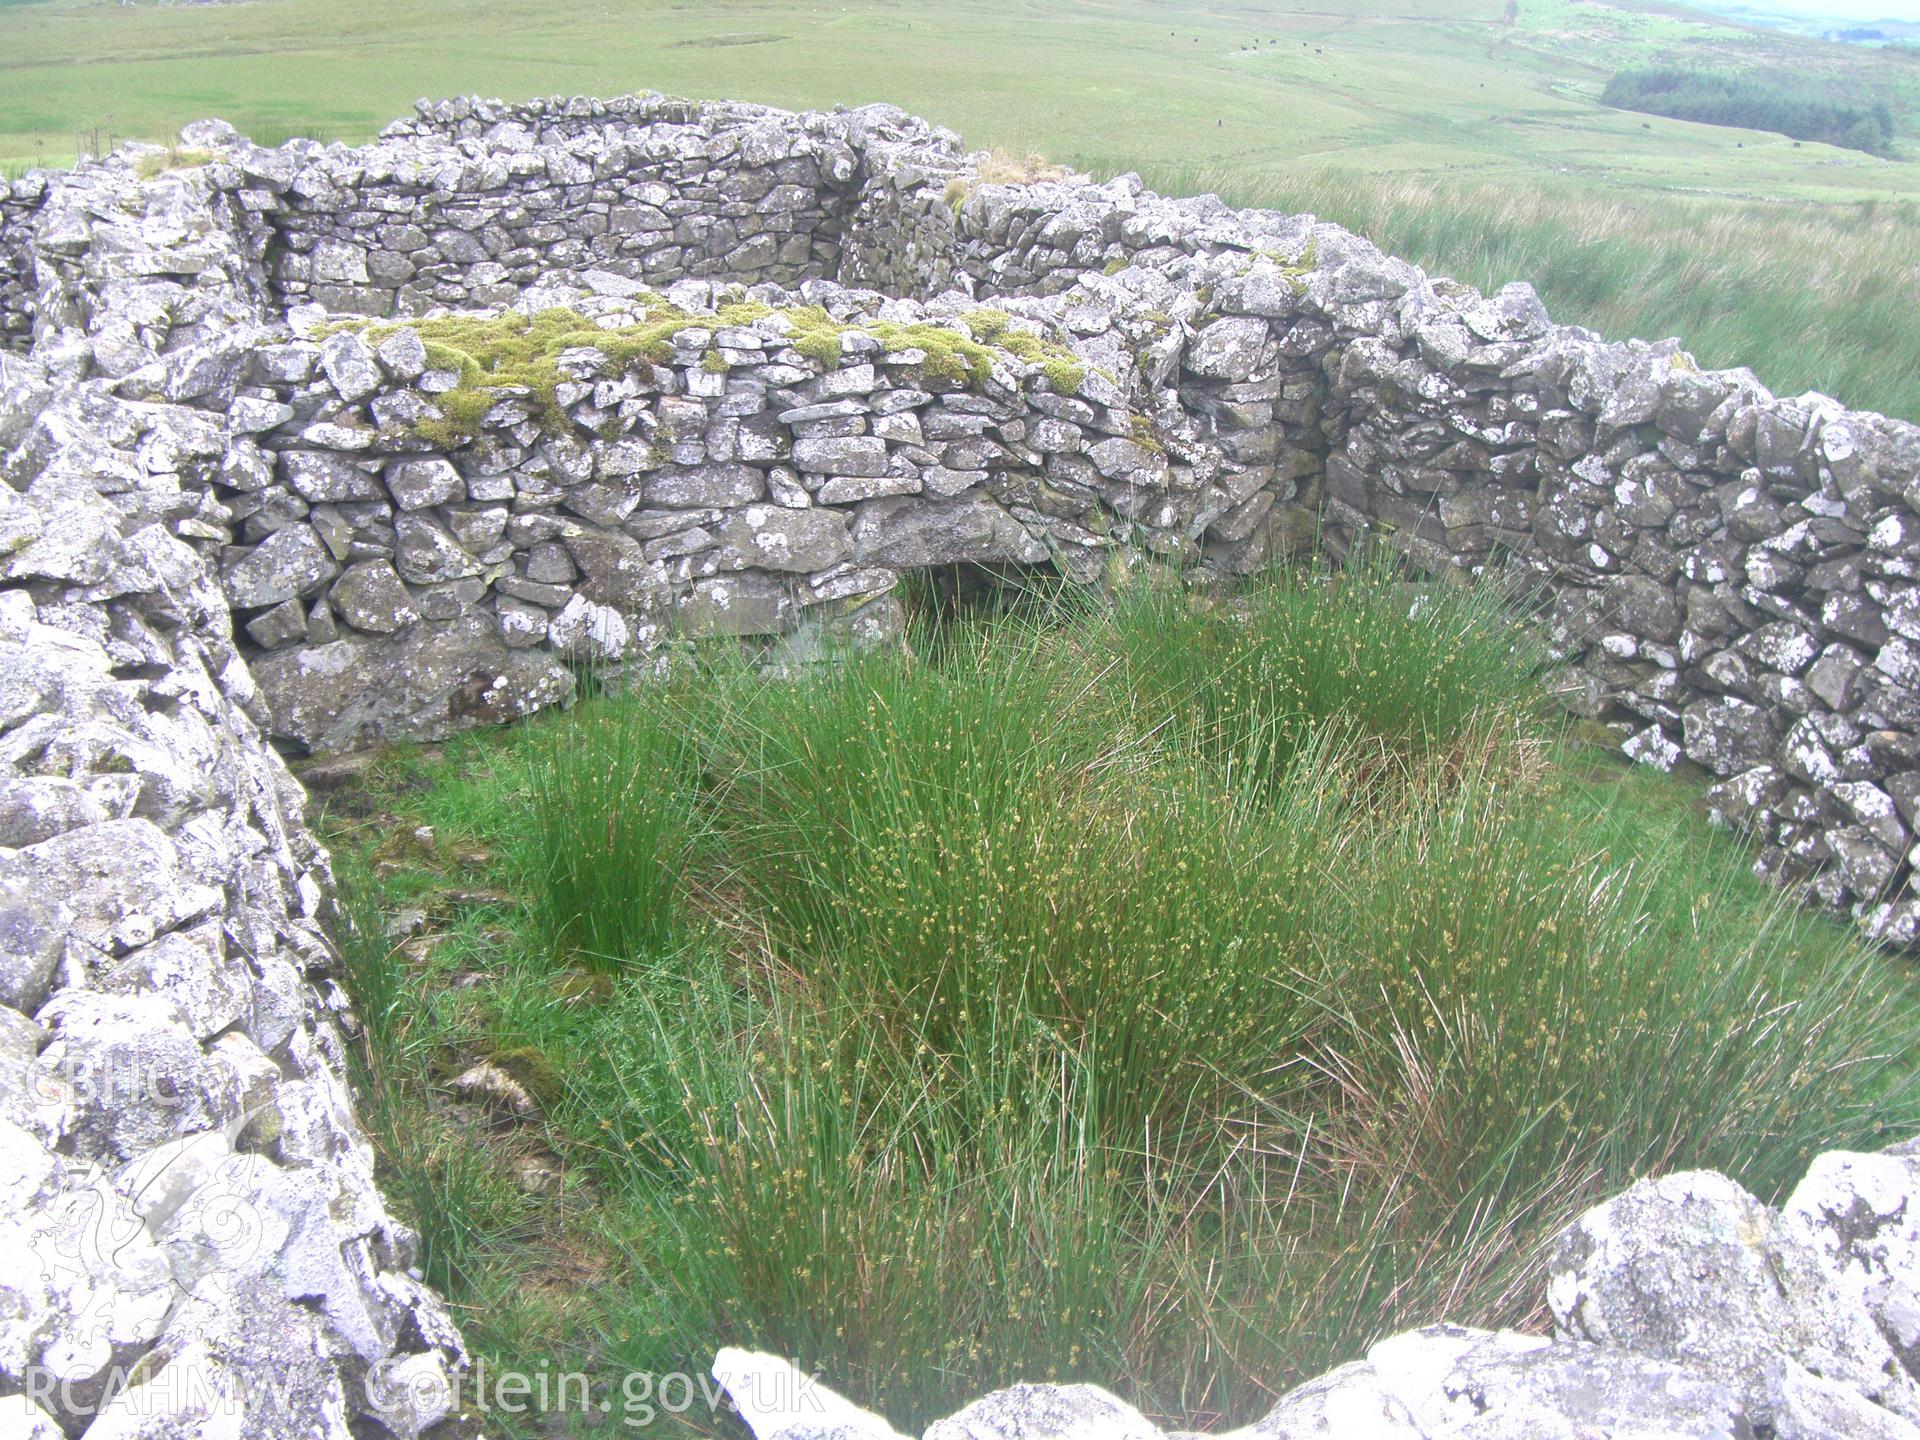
xmin=9 ymin=86 xmax=1920 ymax=936
xmin=1 ymin=177 xmax=46 ymax=348
xmin=6 ymin=89 xmax=1920 ymax=1437
xmin=206 ymin=267 xmax=1315 ymax=751
xmin=839 ymin=133 xmax=1920 ymax=946
xmin=262 ymin=95 xmax=882 ymax=317
xmin=0 ymin=350 xmax=466 ymax=1439
xmin=842 ymin=133 xmax=1920 ymax=955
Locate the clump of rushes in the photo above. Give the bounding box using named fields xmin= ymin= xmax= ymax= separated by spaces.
xmin=337 ymin=301 xmax=1088 ymax=448
xmin=599 ymin=982 xmax=1150 ymax=1426
xmin=1103 ymin=551 xmax=1546 ymax=794
xmin=708 ymin=627 xmax=1345 ymax=1145
xmin=1229 ymin=738 xmax=1920 ymax=1373
xmin=323 ymin=568 xmax=1920 ymax=1436
xmin=516 ymin=684 xmax=704 ymax=973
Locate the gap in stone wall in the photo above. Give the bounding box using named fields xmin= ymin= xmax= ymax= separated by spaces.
xmin=896 ymin=560 xmax=1067 ymax=631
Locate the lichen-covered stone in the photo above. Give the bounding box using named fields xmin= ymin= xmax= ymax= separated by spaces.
xmin=1548 ymin=1170 xmax=1920 ymax=1422
xmin=712 ymin=1348 xmax=910 ymax=1440
xmin=1241 ymin=1358 xmax=1422 ymax=1438
xmin=1787 ymin=1144 xmax=1920 ymax=1381
xmin=251 ymin=612 xmax=572 ymax=751
xmin=328 ymin=560 xmax=419 ymax=634
xmin=924 ymin=1383 xmax=1164 ymax=1440
xmin=222 ymin=526 xmax=339 ymax=609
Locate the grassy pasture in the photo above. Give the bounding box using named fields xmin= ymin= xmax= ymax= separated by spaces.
xmin=321 ymin=570 xmax=1920 ymax=1436
xmin=7 ymin=0 xmax=1920 ymax=200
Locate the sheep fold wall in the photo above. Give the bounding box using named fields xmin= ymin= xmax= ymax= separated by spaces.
xmin=40 ymin=92 xmax=1913 ymax=944
xmin=0 ymin=347 xmax=466 ymax=1439
xmin=6 ymin=91 xmax=1920 ymax=1437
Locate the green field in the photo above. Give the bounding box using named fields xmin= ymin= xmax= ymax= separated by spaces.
xmin=5 ymin=0 xmax=1920 ymax=414
xmin=323 ymin=574 xmax=1920 ymax=1434
xmin=7 ymin=0 xmax=1920 ymax=199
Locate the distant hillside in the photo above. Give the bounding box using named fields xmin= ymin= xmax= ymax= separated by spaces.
xmin=1603 ymin=64 xmax=1898 ymax=152
xmin=1679 ymin=0 xmax=1920 ymax=44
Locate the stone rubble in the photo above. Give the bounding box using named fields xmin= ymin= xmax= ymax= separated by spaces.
xmin=5 ymin=89 xmax=1920 ymax=1435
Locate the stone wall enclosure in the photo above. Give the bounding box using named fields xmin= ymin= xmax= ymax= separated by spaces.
xmin=5 ymin=91 xmax=1920 ymax=1438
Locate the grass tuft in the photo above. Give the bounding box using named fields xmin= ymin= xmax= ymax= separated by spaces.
xmin=133 ymin=145 xmax=212 ymax=179
xmin=516 ymin=683 xmax=704 ymax=973
xmin=944 ymin=149 xmax=1073 ymax=211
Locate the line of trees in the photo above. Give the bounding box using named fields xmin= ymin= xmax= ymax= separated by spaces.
xmin=1602 ymin=66 xmax=1896 ymax=156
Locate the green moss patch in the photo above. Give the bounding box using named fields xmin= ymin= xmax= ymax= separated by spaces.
xmin=336 ymin=299 xmax=1087 ymax=447
xmin=133 ymin=146 xmax=213 ymax=180
xmin=1250 ymin=237 xmax=1320 ymax=297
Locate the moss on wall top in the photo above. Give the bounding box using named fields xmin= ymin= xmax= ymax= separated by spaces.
xmin=334 ymin=294 xmax=1087 ymax=446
